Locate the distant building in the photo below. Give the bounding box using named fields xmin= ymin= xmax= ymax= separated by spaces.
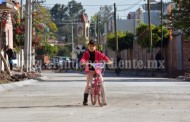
xmin=140 ymin=1 xmax=169 ymax=25
xmin=77 ymin=13 xmax=90 ymax=40
xmin=126 ymin=1 xmax=169 ymax=34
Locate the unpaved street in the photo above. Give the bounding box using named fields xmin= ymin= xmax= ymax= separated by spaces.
xmin=0 ymin=71 xmax=190 ymax=122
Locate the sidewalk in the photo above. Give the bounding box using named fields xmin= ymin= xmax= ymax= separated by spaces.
xmin=0 ymin=70 xmax=53 ymax=92
xmin=105 ymin=69 xmax=169 ymax=77
xmin=0 ymin=79 xmax=37 ymax=92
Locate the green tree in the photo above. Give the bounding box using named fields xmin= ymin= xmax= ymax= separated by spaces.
xmin=36 ymin=42 xmax=58 ymax=58
xmin=13 ymin=18 xmax=25 ymax=48
xmin=50 ymin=4 xmax=69 ymax=24
xmin=136 ymin=23 xmax=169 ymax=48
xmin=12 ymin=3 xmax=58 ymax=49
xmin=107 ymin=31 xmax=134 ymax=51
xmin=67 ymin=0 xmax=84 ymax=19
xmin=75 ymin=36 xmax=87 ymax=45
xmin=57 ymin=45 xmax=71 ymax=56
xmin=170 ymin=0 xmax=190 ymax=37
xmin=50 ymin=0 xmax=86 ymax=44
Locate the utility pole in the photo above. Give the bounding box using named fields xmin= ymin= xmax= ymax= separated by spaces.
xmin=24 ymin=0 xmax=32 ymax=72
xmin=24 ymin=0 xmax=29 ymax=72
xmin=29 ymin=0 xmax=32 ymax=71
xmin=97 ymin=16 xmax=100 ymax=51
xmin=147 ymin=0 xmax=153 ymax=66
xmin=114 ymin=3 xmax=118 ymax=53
xmin=71 ymin=21 xmax=74 ymax=59
xmin=161 ymin=0 xmax=163 ymax=65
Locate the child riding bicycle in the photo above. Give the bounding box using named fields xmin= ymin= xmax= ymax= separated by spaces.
xmin=80 ymin=39 xmax=112 ymax=106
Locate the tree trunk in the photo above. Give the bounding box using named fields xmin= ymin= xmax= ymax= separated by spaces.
xmin=0 ymin=50 xmax=11 ymax=75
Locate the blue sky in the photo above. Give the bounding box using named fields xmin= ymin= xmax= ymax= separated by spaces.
xmin=42 ymin=0 xmax=149 ymax=19
xmin=17 ymin=0 xmax=169 ymax=19
xmin=0 ymin=0 xmax=6 ymax=4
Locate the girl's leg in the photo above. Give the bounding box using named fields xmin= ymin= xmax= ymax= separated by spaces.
xmin=83 ymin=71 xmax=94 ymax=106
xmin=84 ymin=71 xmax=94 ymax=93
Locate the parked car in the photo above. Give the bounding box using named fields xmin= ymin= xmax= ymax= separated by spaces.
xmin=59 ymin=56 xmax=71 ymax=68
xmin=50 ymin=58 xmax=59 ymax=69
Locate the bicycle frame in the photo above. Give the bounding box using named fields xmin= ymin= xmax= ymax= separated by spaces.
xmin=85 ymin=63 xmax=106 ymax=106
xmin=92 ymin=73 xmax=102 ymax=96
xmin=87 ymin=63 xmax=104 ymax=91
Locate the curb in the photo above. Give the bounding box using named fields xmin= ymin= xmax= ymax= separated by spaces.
xmin=0 ymin=79 xmax=37 ymax=92
xmin=35 ymin=76 xmax=50 ymax=81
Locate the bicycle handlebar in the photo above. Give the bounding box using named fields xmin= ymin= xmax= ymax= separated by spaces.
xmin=82 ymin=63 xmax=105 ymax=69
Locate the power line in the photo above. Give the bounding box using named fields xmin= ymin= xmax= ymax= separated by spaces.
xmin=40 ymin=1 xmax=146 ymax=19
xmin=41 ymin=3 xmax=144 ymax=7
xmin=117 ymin=0 xmax=130 ymax=4
xmin=117 ymin=0 xmax=143 ymax=11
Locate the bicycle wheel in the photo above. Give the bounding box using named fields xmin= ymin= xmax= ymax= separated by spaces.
xmin=90 ymin=85 xmax=97 ymax=105
xmin=98 ymin=83 xmax=106 ymax=107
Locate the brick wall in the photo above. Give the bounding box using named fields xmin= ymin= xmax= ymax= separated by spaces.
xmin=183 ymin=40 xmax=190 ymax=71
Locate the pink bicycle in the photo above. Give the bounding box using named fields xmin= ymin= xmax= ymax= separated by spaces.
xmin=86 ymin=63 xmax=106 ymax=107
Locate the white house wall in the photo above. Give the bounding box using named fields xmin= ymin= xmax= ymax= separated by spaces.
xmin=141 ymin=11 xmax=161 ymax=25
xmin=85 ymin=22 xmax=90 ymax=38
xmin=5 ymin=13 xmax=13 ymax=48
xmin=116 ymin=19 xmax=127 ymax=32
xmin=77 ymin=22 xmax=90 ymax=39
xmin=126 ymin=19 xmax=135 ymax=34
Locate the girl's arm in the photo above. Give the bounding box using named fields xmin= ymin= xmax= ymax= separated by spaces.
xmin=80 ymin=51 xmax=89 ymax=64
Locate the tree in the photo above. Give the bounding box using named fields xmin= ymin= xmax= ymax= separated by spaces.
xmin=67 ymin=0 xmax=84 ymax=19
xmin=50 ymin=0 xmax=86 ymax=44
xmin=75 ymin=36 xmax=87 ymax=45
xmin=36 ymin=42 xmax=58 ymax=58
xmin=107 ymin=31 xmax=134 ymax=52
xmin=50 ymin=4 xmax=69 ymax=24
xmin=58 ymin=24 xmax=71 ymax=42
xmin=170 ymin=0 xmax=190 ymax=37
xmin=136 ymin=23 xmax=169 ymax=48
xmin=97 ymin=5 xmax=113 ymax=24
xmin=12 ymin=14 xmax=25 ymax=48
xmin=57 ymin=45 xmax=71 ymax=56
xmin=18 ymin=3 xmax=58 ymax=49
xmin=92 ymin=5 xmax=113 ymax=35
xmin=13 ymin=12 xmax=54 ymax=48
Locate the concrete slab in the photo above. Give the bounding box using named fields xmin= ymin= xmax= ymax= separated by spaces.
xmin=0 ymin=79 xmax=37 ymax=92
xmin=0 ymin=71 xmax=190 ymax=122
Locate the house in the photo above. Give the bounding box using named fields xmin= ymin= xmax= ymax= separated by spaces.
xmin=74 ymin=13 xmax=90 ymax=59
xmin=0 ymin=0 xmax=20 ymax=71
xmin=126 ymin=1 xmax=190 ymax=75
xmin=128 ymin=1 xmax=170 ymax=70
xmin=101 ymin=0 xmax=189 ymax=76
xmin=77 ymin=13 xmax=90 ymax=40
